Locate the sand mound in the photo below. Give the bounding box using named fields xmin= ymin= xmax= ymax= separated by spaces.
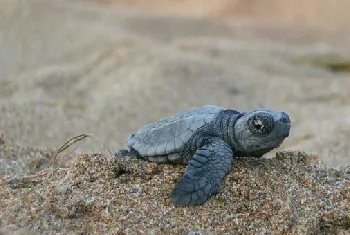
xmin=0 ymin=151 xmax=349 ymax=234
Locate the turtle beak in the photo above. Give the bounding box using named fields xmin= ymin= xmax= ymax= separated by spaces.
xmin=282 ymin=127 xmax=290 ymax=138
xmin=280 ymin=112 xmax=291 ymax=124
xmin=278 ymin=112 xmax=291 ymax=138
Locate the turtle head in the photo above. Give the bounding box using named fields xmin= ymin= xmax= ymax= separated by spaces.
xmin=233 ymin=110 xmax=291 ymax=157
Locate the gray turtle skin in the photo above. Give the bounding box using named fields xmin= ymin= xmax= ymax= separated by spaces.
xmin=115 ymin=105 xmax=291 ymax=206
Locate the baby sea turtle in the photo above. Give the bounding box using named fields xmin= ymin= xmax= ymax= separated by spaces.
xmin=115 ymin=105 xmax=291 ymax=206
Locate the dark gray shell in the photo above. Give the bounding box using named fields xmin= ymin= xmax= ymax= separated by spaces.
xmin=127 ymin=105 xmax=225 ymax=157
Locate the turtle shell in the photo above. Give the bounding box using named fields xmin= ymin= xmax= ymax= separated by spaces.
xmin=127 ymin=105 xmax=225 ymax=157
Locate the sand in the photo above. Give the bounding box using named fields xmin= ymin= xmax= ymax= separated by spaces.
xmin=0 ymin=150 xmax=349 ymax=234
xmin=102 ymin=0 xmax=350 ymax=30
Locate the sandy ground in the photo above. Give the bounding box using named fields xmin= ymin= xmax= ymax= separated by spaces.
xmin=0 ymin=0 xmax=350 ymax=178
xmin=0 ymin=151 xmax=349 ymax=234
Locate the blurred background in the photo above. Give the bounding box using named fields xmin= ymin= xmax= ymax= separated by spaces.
xmin=1 ymin=0 xmax=350 ymax=177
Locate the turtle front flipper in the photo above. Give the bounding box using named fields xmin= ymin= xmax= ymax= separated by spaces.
xmin=171 ymin=139 xmax=233 ymax=206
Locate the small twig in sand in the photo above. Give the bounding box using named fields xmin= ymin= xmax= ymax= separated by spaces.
xmin=48 ymin=134 xmax=91 ymax=168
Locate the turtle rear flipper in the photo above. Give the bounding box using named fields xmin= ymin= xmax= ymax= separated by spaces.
xmin=114 ymin=148 xmax=140 ymax=158
xmin=170 ymin=138 xmax=233 ymax=206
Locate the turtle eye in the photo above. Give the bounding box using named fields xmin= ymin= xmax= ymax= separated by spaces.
xmin=248 ymin=114 xmax=274 ymax=135
xmin=253 ymin=118 xmax=264 ymax=130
